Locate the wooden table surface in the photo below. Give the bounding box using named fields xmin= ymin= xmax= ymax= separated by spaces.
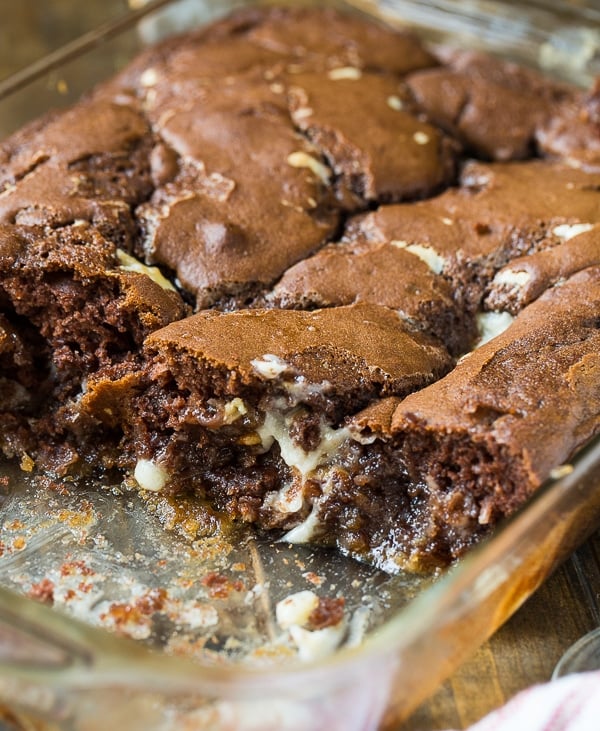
xmin=3 ymin=3 xmax=600 ymax=729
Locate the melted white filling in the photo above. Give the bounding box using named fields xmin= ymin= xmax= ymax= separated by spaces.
xmin=282 ymin=504 xmax=324 ymax=543
xmin=265 ymin=480 xmax=305 ymax=515
xmin=391 ymin=240 xmax=446 ymax=274
xmin=286 ymin=151 xmax=331 ymax=186
xmin=282 ymin=378 xmax=331 ymax=401
xmin=259 ymin=412 xmax=350 ymax=478
xmin=282 ymin=473 xmax=337 ymax=544
xmin=493 ymin=268 xmax=531 ymax=289
xmin=250 ymin=354 xmax=289 ymax=379
xmin=116 ymin=249 xmax=176 ymax=291
xmin=476 ymin=311 xmax=514 ymax=347
xmin=552 ymin=223 xmax=594 ymax=240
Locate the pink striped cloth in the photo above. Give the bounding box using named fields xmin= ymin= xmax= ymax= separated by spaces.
xmin=460 ymin=672 xmax=600 ymax=731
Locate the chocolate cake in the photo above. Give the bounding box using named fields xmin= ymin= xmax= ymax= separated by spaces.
xmin=1 ymin=5 xmax=599 ymax=572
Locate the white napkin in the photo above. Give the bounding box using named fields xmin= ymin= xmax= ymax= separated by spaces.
xmin=460 ymin=671 xmax=600 ymax=731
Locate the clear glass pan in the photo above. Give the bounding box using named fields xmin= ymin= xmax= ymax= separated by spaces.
xmin=0 ymin=2 xmax=600 ymax=729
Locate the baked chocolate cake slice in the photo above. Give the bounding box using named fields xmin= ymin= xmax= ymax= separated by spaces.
xmin=0 ymin=221 xmax=187 ymax=470
xmin=283 ymin=267 xmax=600 ymax=570
xmin=80 ymin=303 xmax=451 ymax=530
xmin=270 ymin=237 xmax=466 ymax=355
xmin=486 ymin=225 xmax=600 ymax=313
xmin=406 ymin=48 xmax=574 ymax=160
xmin=0 ymin=98 xmax=154 ymax=248
xmin=347 ymin=160 xmax=600 ymax=315
xmin=284 ymin=69 xmax=457 ymax=205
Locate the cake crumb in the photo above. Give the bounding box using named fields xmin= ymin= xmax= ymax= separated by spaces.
xmin=20 ymin=453 xmax=34 ymax=472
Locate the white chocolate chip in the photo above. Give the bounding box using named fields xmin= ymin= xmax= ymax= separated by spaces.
xmin=134 ymin=459 xmax=168 ymax=492
xmin=387 ymin=95 xmax=404 ymax=111
xmin=293 ymin=107 xmax=314 ymax=120
xmin=475 ymin=311 xmax=514 ymax=347
xmin=327 ymin=66 xmax=362 ymax=80
xmin=280 ymin=199 xmax=305 ymax=213
xmin=276 ymin=591 xmax=319 ymax=629
xmin=0 ymin=184 xmax=17 ymax=199
xmin=222 ymin=398 xmax=248 ymax=425
xmin=391 ymin=241 xmax=446 ymax=274
xmin=413 ymin=131 xmax=430 ymax=145
xmin=551 ymin=223 xmax=594 ymax=240
xmin=251 ymin=354 xmax=289 ymax=379
xmin=493 ymin=268 xmax=531 ymax=288
xmin=549 ymin=464 xmax=574 ymax=480
xmin=116 ymin=249 xmax=176 ymax=292
xmin=289 ymin=623 xmax=346 ymax=662
xmin=140 ymin=67 xmax=158 ymax=87
xmin=286 ymin=152 xmax=331 ymax=186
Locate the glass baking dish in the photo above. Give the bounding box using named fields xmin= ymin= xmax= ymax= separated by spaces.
xmin=0 ymin=1 xmax=600 ymax=729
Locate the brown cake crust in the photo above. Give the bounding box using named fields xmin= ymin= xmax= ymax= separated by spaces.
xmin=270 ymin=238 xmax=467 ymax=355
xmin=485 ymin=225 xmax=600 ymax=313
xmin=348 ymin=160 xmax=600 ymax=313
xmin=134 ymin=73 xmax=340 ymax=306
xmin=407 ymin=48 xmax=573 ymax=160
